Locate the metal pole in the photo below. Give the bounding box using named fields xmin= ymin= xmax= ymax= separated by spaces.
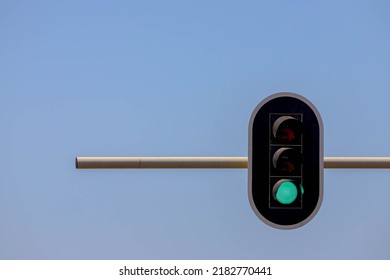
xmin=75 ymin=156 xmax=390 ymax=169
xmin=323 ymin=157 xmax=390 ymax=168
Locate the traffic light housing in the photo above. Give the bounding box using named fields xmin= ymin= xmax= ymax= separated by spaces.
xmin=248 ymin=92 xmax=323 ymax=229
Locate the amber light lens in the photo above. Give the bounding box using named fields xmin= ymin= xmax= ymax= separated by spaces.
xmin=272 ymin=148 xmax=301 ymax=174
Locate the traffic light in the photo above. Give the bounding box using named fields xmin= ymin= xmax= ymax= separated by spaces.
xmin=248 ymin=92 xmax=323 ymax=229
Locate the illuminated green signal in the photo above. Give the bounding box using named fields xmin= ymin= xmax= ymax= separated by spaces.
xmin=274 ymin=181 xmax=298 ymax=205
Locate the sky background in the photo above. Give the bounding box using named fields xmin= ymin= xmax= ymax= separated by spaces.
xmin=1 ymin=0 xmax=390 ymax=259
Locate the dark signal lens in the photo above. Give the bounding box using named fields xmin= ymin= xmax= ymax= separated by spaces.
xmin=277 ymin=126 xmax=296 ymax=142
xmin=272 ymin=148 xmax=301 ymax=174
xmin=272 ymin=116 xmax=303 ymax=144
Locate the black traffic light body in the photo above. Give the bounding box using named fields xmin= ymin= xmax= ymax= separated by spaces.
xmin=248 ymin=92 xmax=323 ymax=229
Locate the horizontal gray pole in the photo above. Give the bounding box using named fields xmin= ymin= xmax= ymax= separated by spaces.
xmin=75 ymin=157 xmax=390 ymax=169
xmin=324 ymin=157 xmax=390 ymax=168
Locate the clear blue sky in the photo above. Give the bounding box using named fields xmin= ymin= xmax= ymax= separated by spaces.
xmin=1 ymin=0 xmax=390 ymax=259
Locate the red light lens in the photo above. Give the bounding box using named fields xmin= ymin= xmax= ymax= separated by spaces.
xmin=276 ymin=127 xmax=296 ymax=142
xmin=272 ymin=116 xmax=303 ymax=144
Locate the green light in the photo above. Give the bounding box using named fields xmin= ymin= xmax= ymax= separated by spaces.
xmin=275 ymin=181 xmax=298 ymax=204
